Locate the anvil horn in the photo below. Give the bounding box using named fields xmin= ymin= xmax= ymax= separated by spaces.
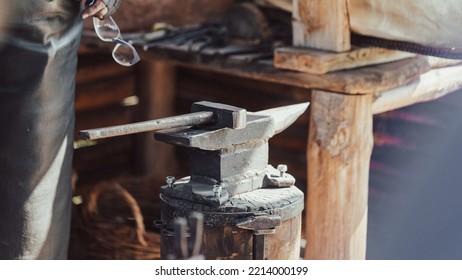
xmin=251 ymin=102 xmax=310 ymax=136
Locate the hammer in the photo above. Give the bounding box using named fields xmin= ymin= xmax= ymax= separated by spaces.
xmin=79 ymin=101 xmax=247 ymax=140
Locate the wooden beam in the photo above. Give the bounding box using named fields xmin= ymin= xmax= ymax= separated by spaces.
xmin=75 ymin=75 xmax=135 ymax=111
xmin=293 ymin=0 xmax=351 ymax=52
xmin=347 ymin=0 xmax=462 ymax=49
xmin=76 ymin=61 xmax=132 ymax=85
xmin=134 ymin=60 xmax=179 ymax=179
xmin=426 ymin=57 xmax=462 ymax=69
xmin=179 ymin=56 xmax=429 ymax=94
xmin=254 ymin=0 xmax=292 ymax=11
xmin=372 ymin=64 xmax=462 ymax=114
xmin=274 ymin=46 xmax=415 ymax=74
xmin=306 ymin=90 xmax=373 ymax=259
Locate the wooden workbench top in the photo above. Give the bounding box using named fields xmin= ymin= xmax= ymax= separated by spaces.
xmin=137 ymin=44 xmax=431 ymax=95
xmin=81 ymin=34 xmax=435 ymax=95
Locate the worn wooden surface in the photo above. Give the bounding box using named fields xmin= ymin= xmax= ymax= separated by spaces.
xmin=372 ymin=64 xmax=462 ymax=114
xmin=200 ymin=215 xmax=301 ymax=260
xmin=161 ymin=185 xmax=304 ymax=260
xmin=264 ymin=214 xmax=302 ymax=260
xmin=138 ymin=47 xmax=430 ymax=95
xmin=275 ymin=46 xmax=415 ymax=74
xmin=75 ymin=60 xmax=131 ymax=85
xmin=280 ymin=0 xmax=462 ymax=49
xmin=426 ymin=57 xmax=462 ymax=69
xmin=82 ymin=0 xmax=236 ymax=32
xmin=75 ymin=75 xmax=135 ymax=112
xmin=254 ymin=0 xmax=292 ymax=11
xmin=292 ymin=0 xmax=350 ymax=52
xmin=348 ymin=0 xmax=462 ymax=49
xmin=81 ymin=34 xmax=432 ymax=95
xmin=306 ymin=90 xmax=373 ymax=259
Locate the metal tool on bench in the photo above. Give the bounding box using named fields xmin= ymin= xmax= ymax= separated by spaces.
xmin=138 ymin=23 xmax=228 ymax=52
xmin=79 ymin=101 xmax=309 ymax=260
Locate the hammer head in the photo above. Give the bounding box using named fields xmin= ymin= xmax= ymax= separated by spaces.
xmin=191 ymin=101 xmax=247 ymax=130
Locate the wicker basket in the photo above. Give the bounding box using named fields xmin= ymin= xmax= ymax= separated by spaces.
xmin=73 ymin=181 xmax=161 ymax=260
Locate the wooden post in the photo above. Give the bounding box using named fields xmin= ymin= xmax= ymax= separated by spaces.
xmin=134 ymin=60 xmax=178 ymax=178
xmin=306 ymin=90 xmax=373 ymax=259
xmin=293 ymin=0 xmax=351 ymax=52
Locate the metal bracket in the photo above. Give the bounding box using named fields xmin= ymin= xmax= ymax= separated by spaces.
xmin=236 ymin=213 xmax=282 ymax=234
xmin=263 ymin=164 xmax=296 ymax=188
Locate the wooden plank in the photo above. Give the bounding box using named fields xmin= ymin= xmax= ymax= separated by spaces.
xmin=426 ymin=57 xmax=462 ymax=69
xmin=275 ymin=46 xmax=415 ymax=74
xmin=306 ymin=90 xmax=373 ymax=259
xmin=111 ymin=0 xmax=235 ymax=32
xmin=134 ymin=60 xmax=179 ymax=179
xmin=292 ymin=0 xmax=350 ymax=52
xmin=254 ymin=0 xmax=292 ymax=11
xmin=348 ymin=0 xmax=462 ymax=49
xmin=75 ymin=75 xmax=135 ymax=112
xmin=190 ymin=56 xmax=429 ymax=94
xmin=372 ymin=64 xmax=462 ymax=115
xmin=76 ymin=61 xmax=132 ymax=85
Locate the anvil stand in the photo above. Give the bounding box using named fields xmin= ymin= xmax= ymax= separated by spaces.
xmin=155 ymin=101 xmax=307 ymax=260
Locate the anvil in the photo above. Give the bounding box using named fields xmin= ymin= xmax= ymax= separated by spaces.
xmin=155 ymin=101 xmax=309 ymax=207
xmin=79 ymin=100 xmax=309 ymax=260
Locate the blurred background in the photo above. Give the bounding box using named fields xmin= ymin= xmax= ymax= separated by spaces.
xmin=367 ymin=89 xmax=462 ymax=259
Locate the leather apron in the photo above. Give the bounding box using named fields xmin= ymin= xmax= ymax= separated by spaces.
xmin=0 ymin=0 xmax=82 ymax=259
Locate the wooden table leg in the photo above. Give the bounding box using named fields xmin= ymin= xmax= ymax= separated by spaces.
xmin=305 ymin=90 xmax=373 ymax=259
xmin=134 ymin=60 xmax=179 ymax=179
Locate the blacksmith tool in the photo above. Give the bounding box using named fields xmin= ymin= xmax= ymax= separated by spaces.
xmin=154 ymin=101 xmax=308 ymax=204
xmin=140 ymin=23 xmax=228 ymax=52
xmin=79 ymin=101 xmax=246 ymax=140
xmin=79 ymin=101 xmax=309 ymax=260
xmin=153 ymin=101 xmax=308 ymax=260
